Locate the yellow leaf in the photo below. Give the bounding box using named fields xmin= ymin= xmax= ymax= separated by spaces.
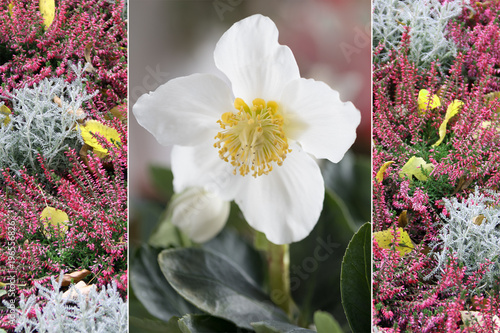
xmin=399 ymin=156 xmax=434 ymax=181
xmin=78 ymin=120 xmax=121 ymax=157
xmin=376 ymin=161 xmax=395 ymax=183
xmin=39 ymin=0 xmax=55 ymax=30
xmin=418 ymin=89 xmax=441 ymax=113
xmin=8 ymin=2 xmax=14 ymax=16
xmin=374 ymin=227 xmax=414 ymax=256
xmin=0 ymin=104 xmax=11 ymax=127
xmin=40 ymin=207 xmax=69 ymax=237
xmin=432 ymin=99 xmax=463 ymax=147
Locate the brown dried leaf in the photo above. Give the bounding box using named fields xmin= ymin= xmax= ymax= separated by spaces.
xmin=105 ymin=104 xmax=127 ymax=122
xmin=62 ymin=281 xmax=96 ymax=300
xmin=61 ymin=269 xmax=91 ymax=287
xmin=472 ymin=215 xmax=486 ymax=226
xmin=84 ymin=43 xmax=96 ymax=73
xmin=53 ymin=95 xmax=86 ymax=120
xmin=453 ymin=175 xmax=474 ymax=194
xmin=460 ymin=311 xmax=500 ymax=332
xmin=53 ymin=95 xmax=62 ymax=107
xmin=79 ymin=143 xmax=91 ymax=166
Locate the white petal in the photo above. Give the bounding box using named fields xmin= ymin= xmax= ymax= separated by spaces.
xmin=281 ymin=78 xmax=361 ymax=163
xmin=171 ymin=144 xmax=242 ymax=201
xmin=132 ymin=73 xmax=233 ymax=146
xmin=214 ymin=14 xmax=300 ymax=102
xmin=235 ymin=145 xmax=324 ymax=244
xmin=169 ymin=187 xmax=230 ymax=243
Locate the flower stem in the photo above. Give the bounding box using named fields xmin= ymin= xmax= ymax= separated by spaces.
xmin=266 ymin=241 xmax=299 ymax=322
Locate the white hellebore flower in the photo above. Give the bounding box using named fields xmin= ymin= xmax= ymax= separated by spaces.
xmin=133 ymin=14 xmax=360 ymax=244
xmin=168 ymin=187 xmax=230 ymax=243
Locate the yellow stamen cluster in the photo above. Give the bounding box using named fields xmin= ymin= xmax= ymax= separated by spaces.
xmin=214 ymin=98 xmax=290 ymax=177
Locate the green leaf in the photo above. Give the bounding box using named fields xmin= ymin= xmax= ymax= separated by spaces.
xmin=341 ymin=222 xmax=371 ymax=333
xmin=290 ymin=191 xmax=355 ymax=327
xmin=251 ymin=320 xmax=315 ymax=333
xmin=149 ymin=165 xmax=174 ymax=201
xmin=322 ymin=153 xmax=371 ymax=228
xmin=129 ymin=316 xmax=182 ymax=333
xmin=130 ymin=198 xmax=165 ymax=253
xmin=0 ymin=289 xmax=6 ymax=297
xmin=148 ymin=212 xmax=190 ymax=249
xmin=178 ymin=314 xmax=246 ymax=333
xmin=203 ymin=228 xmax=265 ymax=288
xmin=314 ymin=311 xmax=343 ymax=333
xmin=158 ymin=248 xmax=289 ymax=330
xmin=130 ymin=245 xmax=200 ymax=322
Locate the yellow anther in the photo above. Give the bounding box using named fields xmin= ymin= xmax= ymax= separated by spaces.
xmin=234 ymin=98 xmax=249 ymax=112
xmin=214 ymin=97 xmax=291 ymax=177
xmin=252 ymin=98 xmax=266 ymax=109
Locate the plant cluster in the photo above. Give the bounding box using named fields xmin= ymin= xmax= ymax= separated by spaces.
xmin=373 ymin=0 xmax=468 ymax=70
xmin=0 ymin=0 xmax=127 ymax=109
xmin=7 ymin=274 xmax=128 ymax=333
xmin=373 ymin=1 xmax=500 ymax=331
xmin=427 ymin=188 xmax=500 ymax=289
xmin=0 ymin=63 xmax=93 ymax=176
xmin=0 ymin=1 xmax=127 ymax=331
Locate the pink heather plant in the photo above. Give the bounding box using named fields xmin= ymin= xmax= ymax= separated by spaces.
xmin=373 ymin=3 xmax=500 ymax=331
xmin=0 ymin=0 xmax=127 ymax=110
xmin=0 ymin=131 xmax=127 ymax=288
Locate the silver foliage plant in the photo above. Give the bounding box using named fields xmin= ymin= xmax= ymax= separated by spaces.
xmin=7 ymin=274 xmax=127 ymax=333
xmin=0 ymin=62 xmax=95 ymax=176
xmin=373 ymin=0 xmax=469 ymax=69
xmin=427 ymin=188 xmax=500 ymax=289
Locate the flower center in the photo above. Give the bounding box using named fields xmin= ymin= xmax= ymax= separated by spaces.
xmin=214 ymin=98 xmax=291 ymax=177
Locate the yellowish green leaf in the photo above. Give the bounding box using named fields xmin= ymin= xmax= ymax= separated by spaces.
xmin=373 ymin=227 xmax=414 ymax=256
xmin=78 ymin=120 xmax=121 ymax=157
xmin=485 ymin=91 xmax=500 ymax=102
xmin=39 ymin=0 xmax=55 ymax=29
xmin=376 ymin=161 xmax=395 ymax=183
xmin=432 ymin=99 xmax=463 ymax=147
xmin=8 ymin=2 xmax=14 ymax=16
xmin=0 ymin=104 xmax=11 ymax=127
xmin=399 ymin=156 xmax=434 ymax=181
xmin=40 ymin=207 xmax=69 ymax=237
xmin=418 ymin=89 xmax=441 ymax=113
